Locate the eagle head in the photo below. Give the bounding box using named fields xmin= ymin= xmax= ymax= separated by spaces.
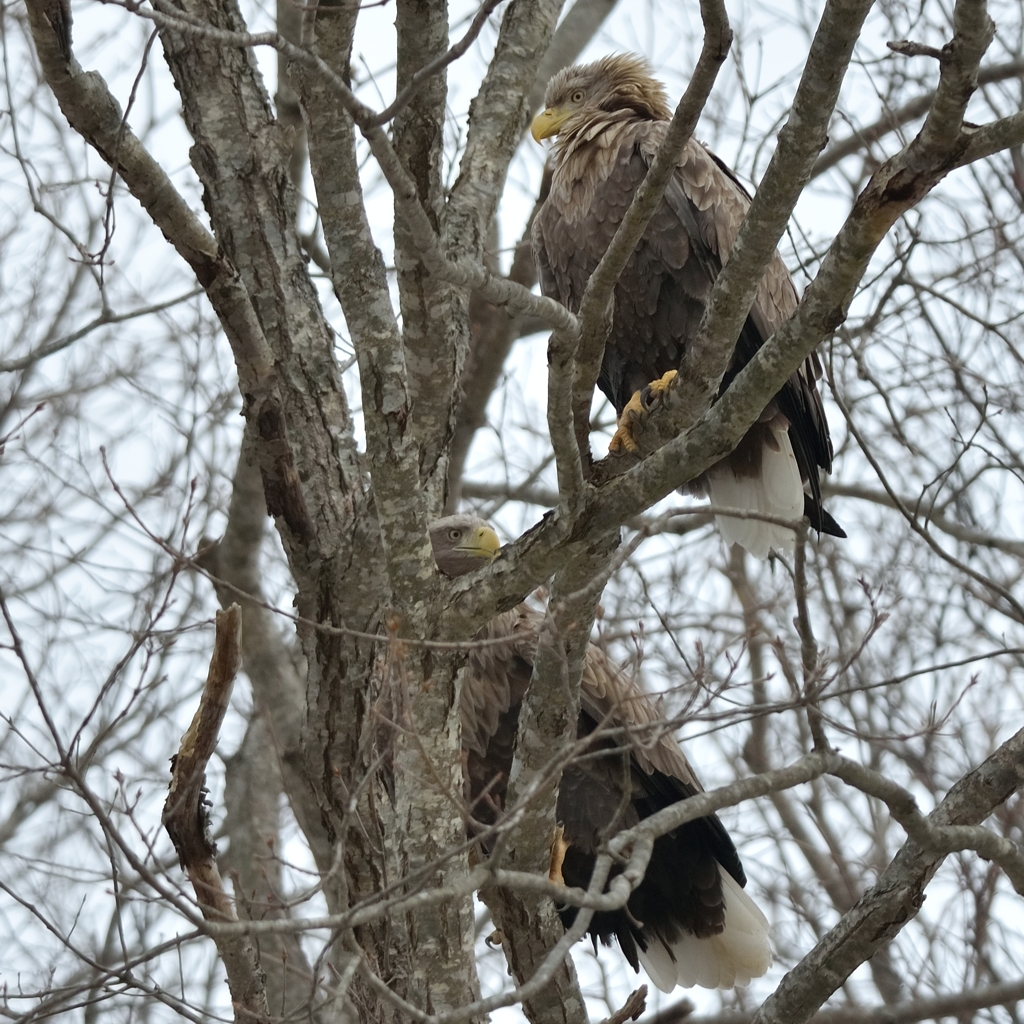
xmin=531 ymin=53 xmax=672 ymax=143
xmin=429 ymin=514 xmax=500 ymax=577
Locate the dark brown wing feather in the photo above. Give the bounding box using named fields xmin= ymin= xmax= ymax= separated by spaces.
xmin=462 ymin=608 xmax=535 ymax=822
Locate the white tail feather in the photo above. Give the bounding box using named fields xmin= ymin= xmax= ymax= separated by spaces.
xmin=706 ymin=424 xmax=803 ymax=559
xmin=636 ymin=942 xmax=678 ymax=994
xmin=636 ymin=868 xmax=772 ymax=992
xmin=712 ymin=872 xmax=773 ymax=985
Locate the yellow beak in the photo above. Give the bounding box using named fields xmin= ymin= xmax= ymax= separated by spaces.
xmin=530 ymin=106 xmax=571 ymax=142
xmin=456 ymin=525 xmax=501 ymax=562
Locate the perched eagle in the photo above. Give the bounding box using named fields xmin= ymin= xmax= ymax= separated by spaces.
xmin=531 ymin=54 xmax=843 ymax=558
xmin=430 ymin=514 xmax=772 ymax=991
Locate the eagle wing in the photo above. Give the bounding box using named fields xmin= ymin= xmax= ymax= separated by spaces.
xmin=640 ymin=126 xmax=834 ymax=495
xmin=578 ymin=639 xmax=701 ymax=787
xmin=461 ymin=604 xmax=703 ymax=793
xmin=461 ymin=608 xmax=769 ymax=990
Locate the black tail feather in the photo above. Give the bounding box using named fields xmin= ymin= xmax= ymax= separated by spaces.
xmin=804 ymin=495 xmax=846 ymax=538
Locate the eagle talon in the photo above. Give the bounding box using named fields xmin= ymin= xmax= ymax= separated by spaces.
xmin=641 ymin=369 xmax=678 ymax=409
xmin=548 ymin=824 xmax=569 ymax=886
xmin=609 ymin=370 xmax=678 ymax=453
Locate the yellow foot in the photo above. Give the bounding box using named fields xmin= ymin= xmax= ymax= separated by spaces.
xmin=548 ymin=824 xmax=569 ymax=886
xmin=608 ymin=370 xmax=678 ymax=453
xmin=485 ymin=928 xmax=505 ymax=948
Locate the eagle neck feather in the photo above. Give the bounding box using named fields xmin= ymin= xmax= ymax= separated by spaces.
xmin=551 ymin=118 xmax=645 ymax=217
xmin=554 ymin=111 xmax=640 ymax=162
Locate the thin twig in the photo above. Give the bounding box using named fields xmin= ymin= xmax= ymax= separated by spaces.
xmin=793 ymin=523 xmax=828 ymax=750
xmin=812 ymin=57 xmax=1024 ymax=178
xmin=368 ymin=0 xmax=504 ymax=126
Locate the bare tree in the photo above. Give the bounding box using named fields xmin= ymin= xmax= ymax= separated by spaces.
xmin=3 ymin=0 xmax=1024 ymax=1023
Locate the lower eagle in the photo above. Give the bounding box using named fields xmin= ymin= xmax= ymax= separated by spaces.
xmin=531 ymin=54 xmax=844 ymax=558
xmin=430 ymin=515 xmax=772 ymax=991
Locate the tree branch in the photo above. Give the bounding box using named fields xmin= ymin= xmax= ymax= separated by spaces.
xmin=654 ymin=977 xmax=1024 ymax=1024
xmin=163 ymin=606 xmax=270 ymax=1023
xmin=447 ymin=0 xmax=623 ymax=505
xmin=811 ymin=56 xmax=1024 ymax=178
xmin=954 ymin=107 xmax=1024 ymax=167
xmin=750 ymin=724 xmax=1024 ymax=1024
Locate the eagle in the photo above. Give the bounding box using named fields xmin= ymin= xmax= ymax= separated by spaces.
xmin=430 ymin=514 xmax=772 ymax=991
xmin=530 ymin=54 xmax=844 ymax=558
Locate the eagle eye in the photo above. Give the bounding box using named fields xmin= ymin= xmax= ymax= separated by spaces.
xmin=570 ymin=88 xmax=585 ymax=104
xmin=448 ymin=528 xmax=462 ymax=541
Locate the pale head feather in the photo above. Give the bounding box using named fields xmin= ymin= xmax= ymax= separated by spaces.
xmin=542 ymin=53 xmax=673 ymax=128
xmin=429 ymin=514 xmax=500 ymax=577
